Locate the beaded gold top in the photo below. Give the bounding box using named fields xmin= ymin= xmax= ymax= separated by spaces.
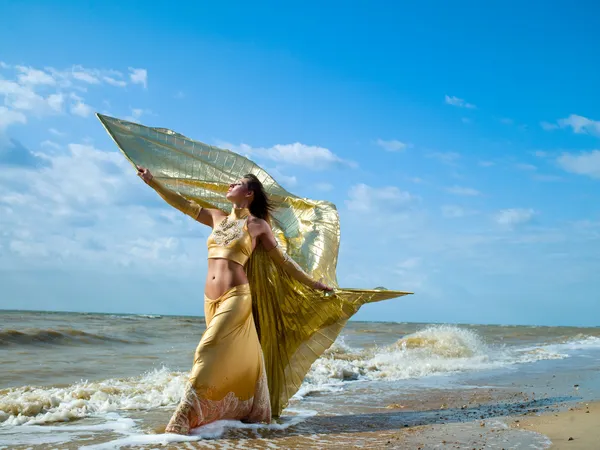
xmin=206 ymin=207 xmax=253 ymax=266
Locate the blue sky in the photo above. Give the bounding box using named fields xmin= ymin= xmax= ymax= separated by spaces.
xmin=1 ymin=1 xmax=599 ymax=326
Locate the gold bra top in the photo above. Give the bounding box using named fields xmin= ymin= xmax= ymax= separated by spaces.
xmin=206 ymin=207 xmax=253 ymax=266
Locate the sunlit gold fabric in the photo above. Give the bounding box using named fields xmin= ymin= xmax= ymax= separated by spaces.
xmin=266 ymin=243 xmax=315 ymax=287
xmin=165 ymin=284 xmax=270 ymax=433
xmin=206 ymin=207 xmax=253 ymax=266
xmin=97 ymin=113 xmax=412 ymax=417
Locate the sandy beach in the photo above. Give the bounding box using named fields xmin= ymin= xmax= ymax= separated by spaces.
xmin=513 ymin=401 xmax=599 ymax=449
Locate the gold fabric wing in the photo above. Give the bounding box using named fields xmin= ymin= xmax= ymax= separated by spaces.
xmin=97 ymin=113 xmax=412 ymax=416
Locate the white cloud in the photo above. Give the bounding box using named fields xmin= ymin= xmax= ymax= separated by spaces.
xmin=69 ymin=66 xmax=112 ymax=85
xmin=494 ymin=208 xmax=535 ymax=227
xmin=40 ymin=140 xmax=61 ymax=150
xmin=277 ymin=173 xmax=297 ymax=187
xmin=47 ymin=93 xmax=64 ymax=112
xmin=540 ymin=121 xmax=558 ymax=131
xmin=72 ymin=71 xmax=100 ymax=85
xmin=264 ymin=166 xmax=297 ymax=188
xmin=124 ymin=108 xmax=152 ymax=123
xmin=174 ymin=91 xmax=185 ymax=99
xmin=15 ymin=66 xmax=56 ymax=86
xmin=220 ymin=141 xmax=355 ymax=169
xmin=442 ymin=205 xmax=476 ymax=218
xmin=461 ymin=117 xmax=472 ymax=124
xmin=446 ymin=185 xmax=481 ymax=196
xmin=0 ymin=62 xmax=140 ymax=132
xmin=70 ymin=101 xmax=92 ymax=117
xmin=376 ymin=139 xmax=409 ymax=152
xmin=49 ymin=128 xmax=65 ymax=137
xmin=103 ymin=76 xmax=127 ymax=87
xmin=543 ymin=114 xmax=600 ymax=136
xmin=0 ymin=79 xmax=64 ymax=115
xmin=10 ymin=239 xmax=49 ymax=258
xmin=69 ymin=94 xmax=92 ymax=117
xmin=500 ymin=118 xmax=514 ymax=125
xmin=479 ymin=161 xmax=495 ymax=167
xmin=315 ymin=182 xmax=333 ymax=191
xmin=397 ymin=257 xmax=421 ymax=270
xmin=0 ymin=106 xmax=26 ymax=131
xmin=62 ymin=66 xmax=127 ymax=88
xmin=428 ymin=151 xmax=461 ymax=165
xmin=0 ymin=138 xmax=204 ymax=276
xmin=516 ymin=163 xmax=537 ymax=171
xmin=345 ymin=183 xmax=415 ymax=212
xmin=557 ymin=150 xmax=600 ymax=179
xmin=444 ymin=95 xmax=476 ymax=109
xmin=129 ymin=68 xmax=148 ymax=88
xmin=131 ymin=108 xmax=146 ymax=118
xmin=558 ymin=114 xmax=600 ymax=136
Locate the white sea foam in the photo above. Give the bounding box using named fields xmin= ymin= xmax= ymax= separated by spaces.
xmin=543 ymin=335 xmax=600 ymax=352
xmin=0 ymin=413 xmax=135 ymax=447
xmin=296 ymin=325 xmax=573 ymax=397
xmin=80 ymin=409 xmax=317 ymax=449
xmin=0 ymin=367 xmax=186 ymax=426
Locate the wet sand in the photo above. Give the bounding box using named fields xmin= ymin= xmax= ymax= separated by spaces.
xmin=3 ymin=387 xmax=584 ymax=449
xmin=113 ymin=387 xmax=565 ymax=449
xmin=513 ymin=401 xmax=599 ymax=449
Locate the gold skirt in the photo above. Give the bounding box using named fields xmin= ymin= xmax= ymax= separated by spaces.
xmin=165 ymin=284 xmax=271 ymax=434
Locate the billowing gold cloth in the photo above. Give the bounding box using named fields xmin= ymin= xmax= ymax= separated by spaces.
xmin=166 ymin=284 xmax=270 ymax=433
xmin=97 ymin=114 xmax=412 ymax=417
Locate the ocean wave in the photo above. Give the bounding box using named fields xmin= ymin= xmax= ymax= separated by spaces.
xmin=296 ymin=325 xmax=570 ymax=397
xmin=0 ymin=366 xmax=316 ymax=433
xmin=3 ymin=325 xmax=596 ymax=427
xmin=0 ymin=328 xmax=142 ymax=347
xmin=526 ymin=335 xmax=600 ymax=354
xmin=106 ymin=314 xmax=162 ymax=321
xmin=0 ymin=368 xmax=184 ymax=426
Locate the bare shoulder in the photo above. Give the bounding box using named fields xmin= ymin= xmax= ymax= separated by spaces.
xmin=247 ymin=215 xmax=269 ymax=229
xmin=248 ymin=216 xmax=277 ymax=249
xmin=247 ymin=216 xmax=273 ymax=237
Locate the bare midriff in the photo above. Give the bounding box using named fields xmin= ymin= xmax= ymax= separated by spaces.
xmin=205 ymin=258 xmax=249 ymax=301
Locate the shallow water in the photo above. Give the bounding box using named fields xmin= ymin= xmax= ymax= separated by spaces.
xmin=2 ymin=310 xmax=600 ymax=448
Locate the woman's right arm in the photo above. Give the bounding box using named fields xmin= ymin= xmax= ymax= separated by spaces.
xmin=138 ymin=166 xmax=222 ymax=227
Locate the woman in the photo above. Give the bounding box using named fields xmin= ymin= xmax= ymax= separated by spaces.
xmin=137 ymin=166 xmax=331 ymax=434
xmin=97 ymin=112 xmax=411 ymax=435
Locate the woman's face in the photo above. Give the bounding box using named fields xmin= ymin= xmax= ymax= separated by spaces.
xmin=226 ymin=178 xmax=252 ymax=202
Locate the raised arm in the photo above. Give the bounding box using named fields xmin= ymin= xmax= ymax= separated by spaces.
xmin=137 ymin=166 xmax=223 ymax=227
xmin=257 ymin=219 xmax=332 ymax=291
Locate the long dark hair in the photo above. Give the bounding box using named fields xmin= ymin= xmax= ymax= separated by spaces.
xmin=244 ymin=173 xmax=273 ymax=221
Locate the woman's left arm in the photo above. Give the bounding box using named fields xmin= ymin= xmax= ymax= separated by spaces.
xmin=257 ymin=220 xmax=332 ymax=291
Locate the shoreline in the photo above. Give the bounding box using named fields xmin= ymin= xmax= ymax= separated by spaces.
xmin=116 ymin=387 xmax=585 ymax=449
xmin=1 ymin=384 xmax=596 ymax=449
xmin=511 ymin=400 xmax=599 ymax=449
